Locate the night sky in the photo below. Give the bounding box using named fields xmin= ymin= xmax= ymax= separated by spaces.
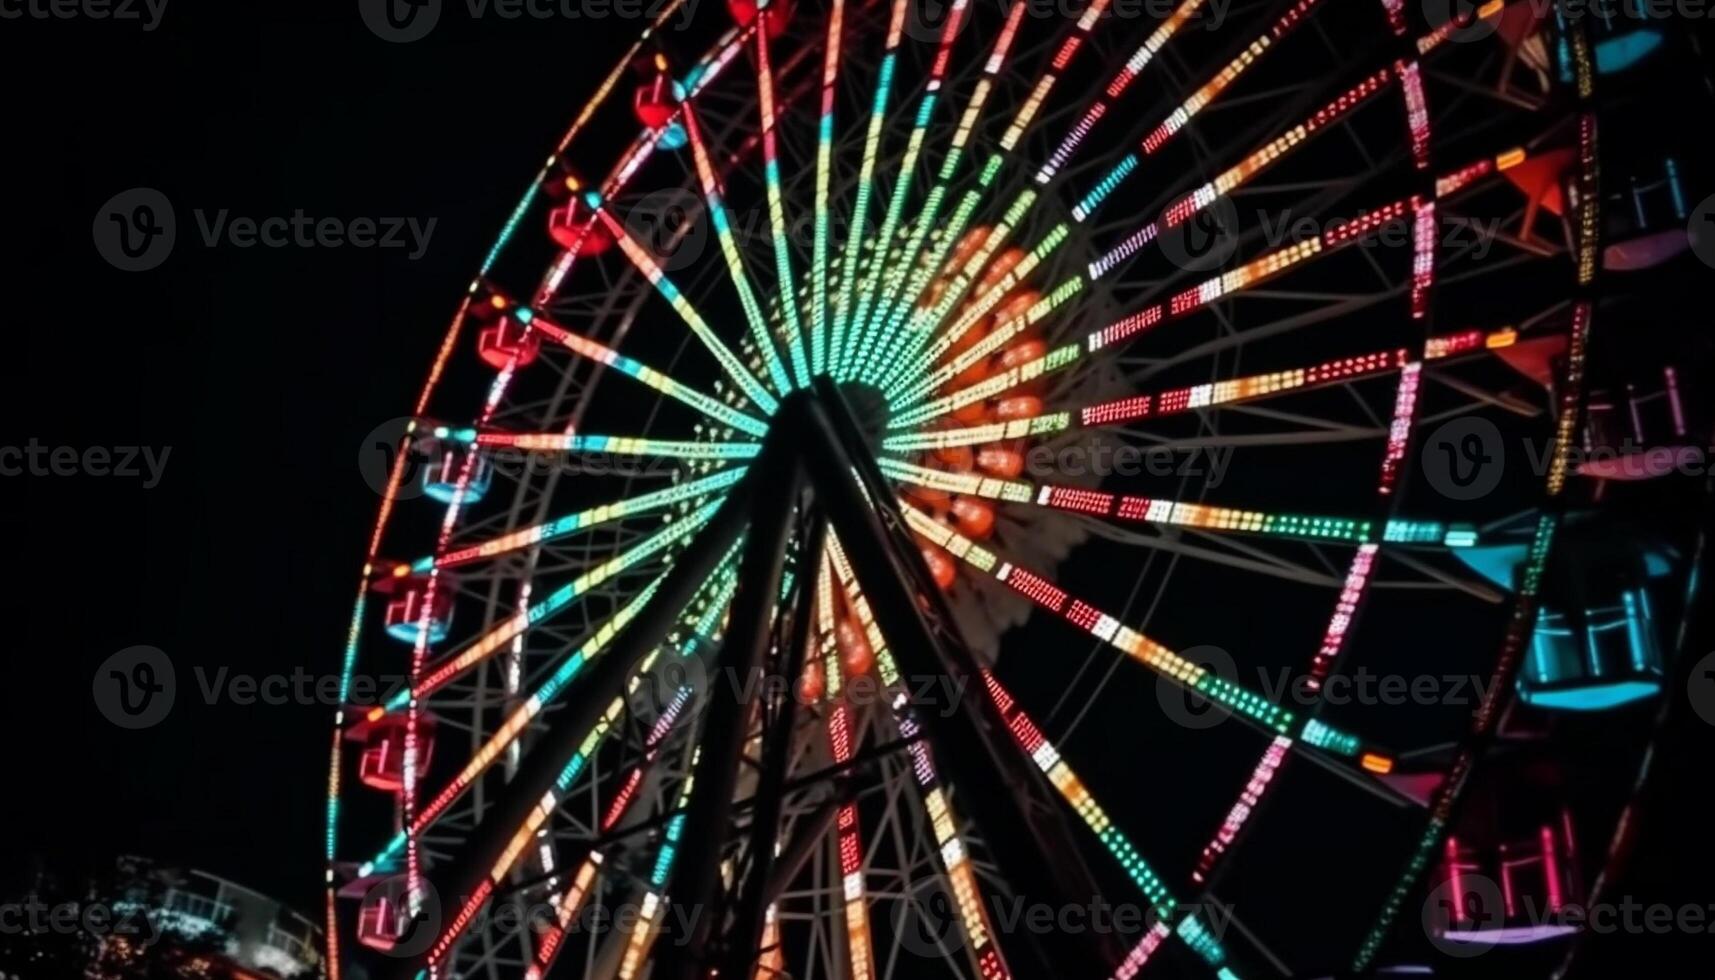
xmin=6 ymin=2 xmax=646 ymax=913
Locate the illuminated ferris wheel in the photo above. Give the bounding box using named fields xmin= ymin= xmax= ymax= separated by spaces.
xmin=323 ymin=1 xmax=1704 ymax=977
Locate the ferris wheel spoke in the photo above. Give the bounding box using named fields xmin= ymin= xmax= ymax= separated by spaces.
xmin=520 ymin=304 xmax=770 ymax=437
xmin=880 ymin=457 xmax=1470 ymax=550
xmin=803 ymin=0 xmax=847 ymax=389
xmin=889 ymin=20 xmax=1477 ymax=416
xmin=589 ymin=208 xmax=780 ymax=414
xmin=1086 ymin=64 xmax=1399 ymax=283
xmin=381 ymin=501 xmax=719 ymax=714
xmin=1088 ymin=136 xmax=1537 ymax=350
xmin=535 ymin=621 xmax=723 ymax=980
xmin=895 ymin=318 xmax=1521 ymax=435
xmin=824 ymin=701 xmax=880 ymax=979
xmin=354 ymin=578 xmax=670 ymax=878
xmin=889 ymin=186 xmax=1434 ymax=425
xmin=856 ymin=0 xmax=1030 ymax=382
xmin=839 ymin=0 xmax=973 ymax=379
xmin=977 ymin=672 xmax=1243 ymax=976
xmin=829 ymin=0 xmax=911 ymax=379
xmin=1060 ymin=0 xmax=1330 ymax=221
xmin=563 ymin=620 xmax=735 ymax=980
xmin=805 ymin=559 xmax=960 ymax=980
xmin=475 ymin=430 xmax=760 ymax=460
xmin=678 ymin=100 xmax=795 ymax=395
xmin=1036 ymin=0 xmax=1216 ymax=185
xmin=874 ymin=189 xmax=1039 ymax=395
xmin=900 ymin=499 xmax=1394 ymax=771
xmin=415 ymin=474 xmax=765 ymax=977
xmin=597 ymin=766 xmax=699 ymax=979
xmin=746 ymin=9 xmax=811 ymax=396
xmin=870 ymin=0 xmax=1128 ymax=394
xmin=425 ymin=690 xmax=636 ymax=977
xmin=894 ymin=342 xmax=1401 ymax=432
xmin=526 ymin=850 xmax=606 ymax=978
xmin=886 ymin=223 xmax=1075 ymax=404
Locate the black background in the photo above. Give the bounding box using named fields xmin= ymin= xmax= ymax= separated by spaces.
xmin=3 ymin=0 xmax=649 ymax=912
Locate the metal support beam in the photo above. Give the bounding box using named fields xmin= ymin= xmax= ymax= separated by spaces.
xmin=798 ymin=378 xmax=1126 ymax=978
xmin=717 ymin=512 xmax=828 ymax=978
xmin=654 ymin=450 xmax=804 ymax=980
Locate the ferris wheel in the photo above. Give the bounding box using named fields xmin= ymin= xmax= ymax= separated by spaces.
xmin=321 ymin=1 xmax=1695 ymax=977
